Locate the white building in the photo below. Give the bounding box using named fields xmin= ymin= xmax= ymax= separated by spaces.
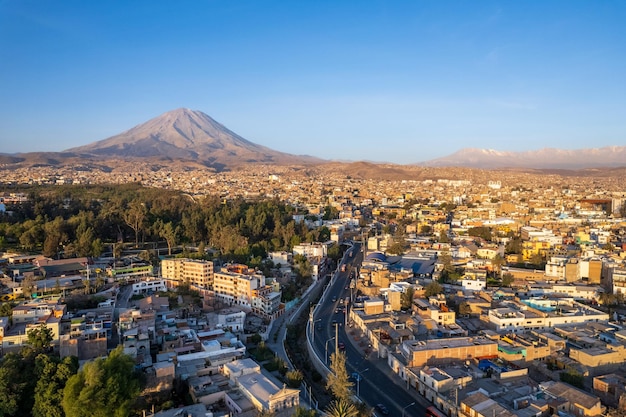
xmin=132 ymin=279 xmax=167 ymax=295
xmin=461 ymin=276 xmax=486 ymax=291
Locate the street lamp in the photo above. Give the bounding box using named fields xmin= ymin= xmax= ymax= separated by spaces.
xmin=312 ymin=319 xmax=321 ymax=344
xmin=355 ymin=368 xmax=368 ymax=397
xmin=401 ymin=401 xmax=416 ymax=417
xmin=325 ymin=337 xmax=335 ymax=365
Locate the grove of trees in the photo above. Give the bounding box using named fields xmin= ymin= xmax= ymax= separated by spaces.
xmin=0 ymin=184 xmax=331 ymax=265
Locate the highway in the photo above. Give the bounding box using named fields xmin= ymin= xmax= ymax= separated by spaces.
xmin=310 ymin=242 xmax=427 ymax=416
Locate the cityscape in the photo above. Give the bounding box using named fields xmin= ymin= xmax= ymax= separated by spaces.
xmin=2 ymin=2 xmax=626 ymax=417
xmin=1 ymin=145 xmax=626 ymax=417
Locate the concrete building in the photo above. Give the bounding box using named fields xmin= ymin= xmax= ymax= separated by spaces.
xmin=224 ymin=359 xmax=300 ymax=414
xmin=487 ymin=300 xmax=609 ymax=333
xmin=399 ymin=337 xmax=498 ymax=367
xmin=459 ymin=391 xmax=517 ymax=417
xmin=131 ymin=278 xmax=167 ymax=295
xmin=161 ymin=258 xmax=215 ymax=289
xmin=541 ymin=381 xmax=604 ymax=416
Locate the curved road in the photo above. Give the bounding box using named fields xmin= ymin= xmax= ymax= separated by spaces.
xmin=311 ymin=242 xmax=428 ymax=416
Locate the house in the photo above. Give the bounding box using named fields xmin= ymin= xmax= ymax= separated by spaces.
xmin=541 ymin=380 xmax=604 ymax=416
xmin=224 ymin=359 xmax=300 ymax=415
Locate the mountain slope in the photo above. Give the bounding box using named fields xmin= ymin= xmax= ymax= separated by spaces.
xmin=422 ymin=146 xmax=626 ymax=169
xmin=66 ymin=108 xmax=320 ymax=169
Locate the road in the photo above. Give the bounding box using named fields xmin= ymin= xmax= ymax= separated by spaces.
xmin=311 ymin=242 xmax=428 ymax=416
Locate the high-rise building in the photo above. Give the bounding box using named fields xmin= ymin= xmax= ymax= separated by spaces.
xmin=161 ymin=258 xmax=215 ymax=289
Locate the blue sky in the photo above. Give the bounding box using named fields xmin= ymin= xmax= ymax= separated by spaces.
xmin=1 ymin=0 xmax=625 ymax=163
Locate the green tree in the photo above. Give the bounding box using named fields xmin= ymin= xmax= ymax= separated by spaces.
xmin=292 ymin=406 xmax=318 ymax=417
xmin=420 ymin=224 xmax=432 ymax=235
xmin=22 ymin=275 xmax=36 ymax=299
xmin=62 ymin=346 xmax=140 ymax=417
xmin=467 ymin=226 xmax=493 ymax=242
xmin=505 ymin=237 xmax=522 ymax=254
xmin=122 ymin=199 xmax=147 ymax=246
xmin=491 ymin=254 xmax=506 ymax=273
xmin=529 ymin=252 xmax=545 ymax=268
xmin=43 ymin=217 xmax=68 ymax=258
xmin=26 ymin=323 xmax=54 ymax=353
xmin=155 ymin=220 xmax=179 ymax=256
xmin=33 ymin=355 xmax=79 ymax=417
xmin=0 ymin=302 xmax=14 ymax=325
xmin=424 ymin=281 xmax=443 ymax=297
xmin=325 ymin=398 xmax=359 ymax=417
xmin=0 ymin=351 xmax=37 ymax=416
xmin=501 ymin=273 xmax=514 ymax=287
xmin=286 ymin=369 xmax=303 ymax=388
xmin=459 ymin=301 xmax=472 ymax=316
xmin=386 ymin=241 xmax=405 ymax=255
xmin=438 ymin=250 xmax=454 ymax=275
xmin=400 ymin=287 xmax=415 ymax=310
xmin=323 ymin=205 xmax=339 ymax=221
xmin=325 ymin=351 xmax=353 ymax=402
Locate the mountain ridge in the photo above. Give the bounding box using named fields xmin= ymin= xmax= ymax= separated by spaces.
xmin=421 ymin=146 xmax=626 ymax=169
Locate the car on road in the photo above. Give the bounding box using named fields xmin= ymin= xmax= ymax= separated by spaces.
xmin=375 ymin=404 xmax=389 ymax=415
xmin=350 ymin=372 xmax=361 ymax=382
xmin=338 ymin=342 xmax=345 ymax=350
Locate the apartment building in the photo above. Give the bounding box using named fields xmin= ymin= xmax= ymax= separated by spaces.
xmin=213 ymin=268 xmax=283 ymax=318
xmin=213 ymin=270 xmax=263 ymax=307
xmin=161 ymin=258 xmax=215 ymax=289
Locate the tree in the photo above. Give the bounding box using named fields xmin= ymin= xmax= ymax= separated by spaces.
xmin=468 ymin=226 xmax=492 ymax=242
xmin=155 ymin=220 xmax=179 ymax=256
xmin=501 ymin=273 xmax=514 ymax=287
xmin=505 ymin=237 xmax=522 ymax=254
xmin=528 ymin=252 xmax=545 ymax=268
xmin=325 ymin=351 xmax=353 ymax=402
xmin=33 ymin=355 xmax=78 ymax=417
xmin=286 ymin=369 xmax=303 ymax=388
xmin=323 ymin=205 xmax=339 ymax=221
xmin=22 ymin=275 xmax=36 ymax=299
xmin=292 ymin=406 xmax=317 ymax=417
xmin=420 ymin=224 xmax=432 ymax=235
xmin=0 ymin=302 xmax=14 ymax=325
xmin=424 ymin=281 xmax=443 ymax=297
xmin=386 ymin=241 xmax=405 ymax=255
xmin=63 ymin=346 xmax=140 ymax=417
xmin=459 ymin=301 xmax=472 ymax=316
xmin=400 ymin=287 xmax=415 ymax=310
xmin=491 ymin=254 xmax=506 ymax=273
xmin=26 ymin=323 xmax=54 ymax=353
xmin=0 ymin=351 xmax=37 ymax=416
xmin=438 ymin=250 xmax=455 ymax=275
xmin=325 ymin=398 xmax=359 ymax=417
xmin=122 ymin=199 xmax=147 ymax=246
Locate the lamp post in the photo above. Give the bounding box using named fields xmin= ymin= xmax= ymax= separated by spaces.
xmin=402 ymin=401 xmax=416 ymax=417
xmin=325 ymin=337 xmax=335 ymax=365
xmin=355 ymin=368 xmax=368 ymax=397
xmin=312 ymin=319 xmax=321 ymax=344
